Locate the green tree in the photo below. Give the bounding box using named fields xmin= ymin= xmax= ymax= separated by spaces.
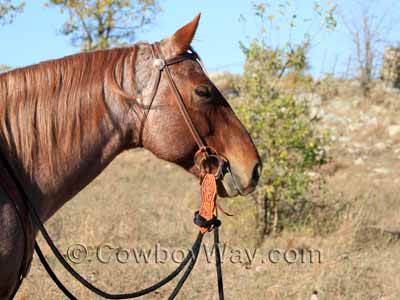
xmin=0 ymin=0 xmax=24 ymax=25
xmin=47 ymin=0 xmax=162 ymax=51
xmin=0 ymin=64 xmax=11 ymax=72
xmin=236 ymin=1 xmax=336 ymax=240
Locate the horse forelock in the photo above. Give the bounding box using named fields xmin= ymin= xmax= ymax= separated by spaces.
xmin=0 ymin=45 xmax=140 ymax=178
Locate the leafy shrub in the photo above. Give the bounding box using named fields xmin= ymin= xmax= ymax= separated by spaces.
xmin=0 ymin=64 xmax=11 ymax=73
xmin=236 ymin=73 xmax=329 ymax=236
xmin=234 ymin=1 xmax=336 ymax=239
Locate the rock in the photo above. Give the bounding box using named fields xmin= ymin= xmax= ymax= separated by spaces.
xmin=295 ymin=93 xmax=322 ymax=106
xmin=349 ymin=80 xmax=360 ymax=87
xmin=371 ymin=105 xmax=384 ymax=114
xmin=380 ymin=47 xmax=400 ymax=89
xmin=388 ymin=125 xmax=400 ymax=137
xmin=294 ymin=93 xmax=324 ymax=119
xmin=367 ymin=117 xmax=378 ymax=126
xmin=348 ymin=123 xmax=363 ymax=131
xmin=348 ymin=148 xmax=357 ymax=154
xmin=307 ymin=171 xmax=319 ymax=179
xmin=324 ymin=113 xmax=344 ymax=124
xmin=330 ymin=98 xmax=353 ymax=111
xmin=314 ymin=107 xmax=325 ymax=119
xmin=311 ymin=291 xmax=319 ymax=300
xmin=352 ymin=142 xmax=365 ymax=149
xmin=338 ymin=136 xmax=351 ymax=143
xmin=255 ymin=266 xmax=263 ymax=272
xmin=374 ymin=142 xmax=387 ymax=151
xmin=354 ymin=158 xmax=364 ymax=165
xmin=352 ymin=96 xmax=364 ymax=105
xmin=374 ymin=168 xmax=390 ymax=175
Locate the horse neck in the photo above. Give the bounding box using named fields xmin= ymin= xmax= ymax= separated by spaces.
xmin=2 ymin=48 xmax=150 ymax=222
xmin=31 ymin=116 xmax=129 ymax=221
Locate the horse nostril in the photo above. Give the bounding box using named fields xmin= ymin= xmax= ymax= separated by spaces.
xmin=251 ymin=162 xmax=262 ymax=186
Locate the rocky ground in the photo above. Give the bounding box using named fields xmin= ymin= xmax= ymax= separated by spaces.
xmin=320 ymin=92 xmax=400 ymax=185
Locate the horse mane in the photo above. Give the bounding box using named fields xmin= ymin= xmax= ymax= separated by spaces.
xmin=0 ymin=45 xmax=139 ymax=177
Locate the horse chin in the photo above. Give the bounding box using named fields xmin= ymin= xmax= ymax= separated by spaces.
xmin=217 ymin=172 xmax=240 ymax=198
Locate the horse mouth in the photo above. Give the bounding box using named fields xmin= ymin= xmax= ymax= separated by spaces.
xmin=217 ymin=180 xmax=239 ymax=198
xmin=216 ymin=161 xmax=261 ymax=198
xmin=217 ymin=171 xmax=256 ymax=198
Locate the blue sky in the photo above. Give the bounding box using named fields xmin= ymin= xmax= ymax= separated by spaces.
xmin=0 ymin=0 xmax=399 ymax=76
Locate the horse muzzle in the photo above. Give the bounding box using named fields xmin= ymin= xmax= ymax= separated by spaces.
xmin=194 ymin=147 xmax=262 ymax=198
xmin=217 ymin=160 xmax=262 ymax=198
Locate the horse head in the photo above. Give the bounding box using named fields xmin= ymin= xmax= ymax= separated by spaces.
xmin=137 ymin=15 xmax=262 ymax=197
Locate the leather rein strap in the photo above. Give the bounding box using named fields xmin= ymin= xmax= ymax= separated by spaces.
xmin=1 ymin=42 xmax=225 ymax=300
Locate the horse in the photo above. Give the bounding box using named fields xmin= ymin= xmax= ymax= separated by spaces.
xmin=0 ymin=14 xmax=261 ymax=299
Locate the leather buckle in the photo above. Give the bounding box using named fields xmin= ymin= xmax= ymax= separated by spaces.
xmin=153 ymin=58 xmax=166 ymax=71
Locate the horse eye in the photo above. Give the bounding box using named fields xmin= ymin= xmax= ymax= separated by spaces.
xmin=194 ymin=85 xmax=212 ymax=99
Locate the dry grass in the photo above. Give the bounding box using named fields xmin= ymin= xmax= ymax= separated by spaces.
xmin=14 ymin=147 xmax=400 ymax=300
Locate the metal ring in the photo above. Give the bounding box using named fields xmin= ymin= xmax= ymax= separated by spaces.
xmin=208 ymin=155 xmax=225 ymax=180
xmin=195 ymin=154 xmax=225 ymax=180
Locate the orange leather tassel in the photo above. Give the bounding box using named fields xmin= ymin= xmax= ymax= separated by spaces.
xmin=199 ymin=173 xmax=217 ymax=233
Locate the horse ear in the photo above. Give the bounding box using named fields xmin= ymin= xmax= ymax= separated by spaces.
xmin=165 ymin=13 xmax=201 ymax=56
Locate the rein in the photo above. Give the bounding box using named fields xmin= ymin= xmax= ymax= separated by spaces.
xmin=1 ymin=43 xmax=226 ymax=300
